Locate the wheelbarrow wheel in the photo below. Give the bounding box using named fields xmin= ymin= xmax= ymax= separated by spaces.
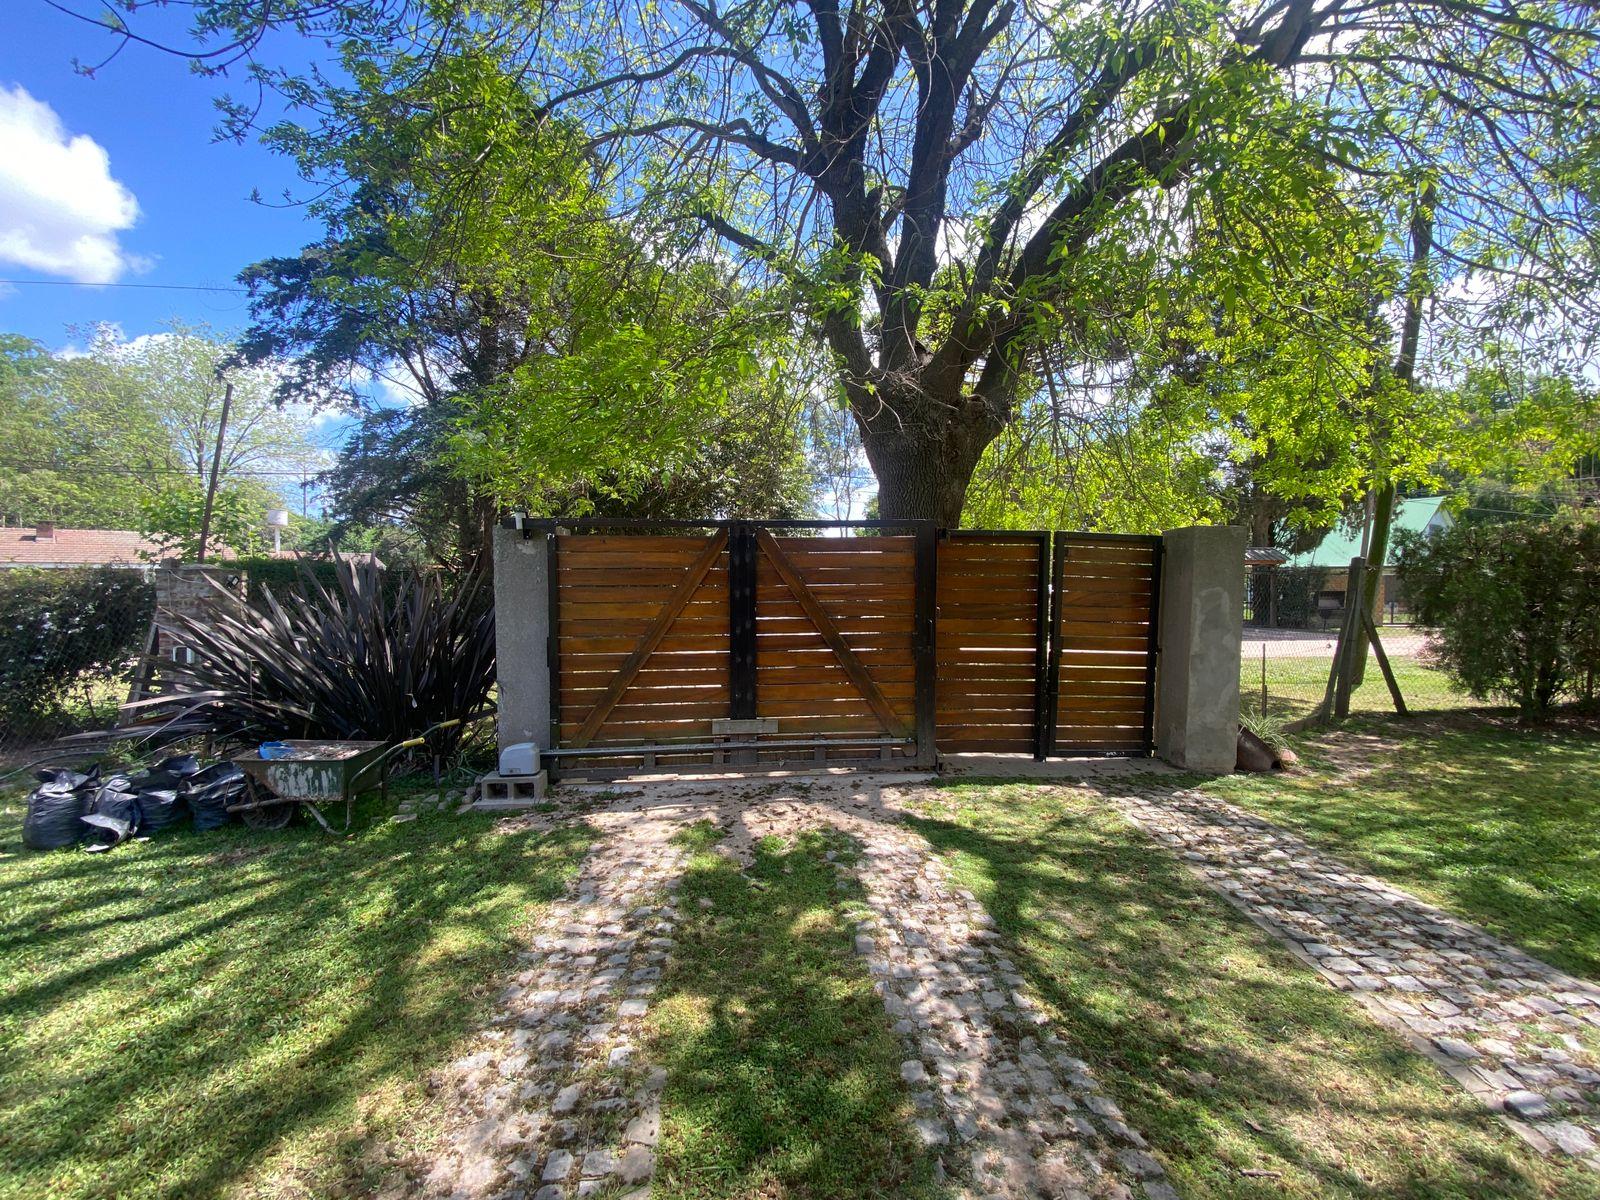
xmin=239 ymin=776 xmax=295 ymax=830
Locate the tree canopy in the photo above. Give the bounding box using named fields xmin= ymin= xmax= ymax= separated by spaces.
xmin=0 ymin=324 xmax=326 ymax=554
xmin=231 ymin=37 xmax=816 ymax=563
xmin=55 ymin=0 xmax=1600 ymax=529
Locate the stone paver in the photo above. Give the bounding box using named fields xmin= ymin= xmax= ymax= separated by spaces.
xmin=411 ymin=806 xmax=689 ymax=1199
xmin=1110 ymin=782 xmax=1600 ymax=1166
xmin=837 ymin=797 xmax=1175 ymax=1199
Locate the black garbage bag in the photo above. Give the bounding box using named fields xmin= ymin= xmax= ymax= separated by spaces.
xmin=22 ymin=773 xmax=93 ymax=850
xmin=35 ymin=765 xmax=96 ymax=792
xmin=185 ymin=763 xmax=245 ymax=832
xmin=81 ymin=787 xmax=142 ymax=852
xmin=136 ymin=788 xmax=189 ymax=834
xmin=97 ymin=772 xmax=134 ymax=796
xmin=155 ymin=754 xmax=202 ymax=780
xmin=127 ymin=767 xmax=185 ymax=795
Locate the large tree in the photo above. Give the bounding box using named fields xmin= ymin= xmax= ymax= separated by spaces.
xmin=233 ymin=40 xmax=816 ymax=564
xmin=0 ymin=324 xmax=322 ymax=539
xmin=61 ymin=0 xmax=1600 ymax=522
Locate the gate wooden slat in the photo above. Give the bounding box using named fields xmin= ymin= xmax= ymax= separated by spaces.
xmin=567 ymin=528 xmax=729 ymax=748
xmin=754 ymin=528 xmax=911 ymax=738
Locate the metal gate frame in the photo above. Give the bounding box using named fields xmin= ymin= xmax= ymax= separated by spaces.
xmin=522 ymin=518 xmax=939 ymax=774
xmin=507 ymin=518 xmax=1163 ymax=772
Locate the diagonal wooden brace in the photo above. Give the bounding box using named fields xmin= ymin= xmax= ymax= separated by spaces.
xmin=756 ymin=528 xmax=912 ymax=739
xmin=569 ymin=528 xmax=729 ymax=748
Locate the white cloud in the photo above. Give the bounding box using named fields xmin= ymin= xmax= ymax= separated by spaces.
xmin=0 ymin=84 xmax=144 ymax=284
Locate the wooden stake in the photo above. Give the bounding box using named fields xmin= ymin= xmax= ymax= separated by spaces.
xmin=1361 ymin=608 xmax=1409 ymax=716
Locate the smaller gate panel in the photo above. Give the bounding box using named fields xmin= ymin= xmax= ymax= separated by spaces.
xmin=936 ymin=533 xmax=1048 ymax=754
xmin=1051 ymin=535 xmax=1161 ymax=754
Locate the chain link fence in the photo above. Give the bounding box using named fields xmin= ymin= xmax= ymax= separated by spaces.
xmin=1238 ymin=562 xmax=1483 ymax=724
xmin=1238 ymin=627 xmax=1491 ymax=724
xmin=0 ymin=568 xmax=154 ymax=764
xmin=1243 ymin=562 xmax=1420 ymax=630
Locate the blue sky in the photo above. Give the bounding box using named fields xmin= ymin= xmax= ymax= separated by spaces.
xmin=0 ymin=3 xmax=322 ymax=349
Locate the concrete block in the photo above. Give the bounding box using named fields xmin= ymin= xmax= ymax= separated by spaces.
xmin=1155 ymin=526 xmax=1245 ymax=773
xmin=472 ymin=770 xmax=549 ymax=810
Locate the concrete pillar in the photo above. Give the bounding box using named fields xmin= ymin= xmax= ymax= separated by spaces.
xmin=1155 ymin=525 xmax=1245 ymax=773
xmin=492 ymin=524 xmax=551 ymax=755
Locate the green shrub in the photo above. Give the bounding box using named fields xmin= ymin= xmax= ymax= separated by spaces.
xmin=1395 ymin=513 xmax=1600 ymax=715
xmin=0 ymin=568 xmax=154 ymax=740
xmin=235 ymin=556 xmax=340 ymax=601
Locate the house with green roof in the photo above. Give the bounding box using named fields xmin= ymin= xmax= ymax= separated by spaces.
xmin=1285 ymin=495 xmax=1453 ymax=570
xmin=1248 ymin=496 xmax=1453 ymax=628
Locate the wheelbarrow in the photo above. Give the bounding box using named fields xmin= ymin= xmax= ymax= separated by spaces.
xmin=228 ymin=715 xmax=488 ymax=832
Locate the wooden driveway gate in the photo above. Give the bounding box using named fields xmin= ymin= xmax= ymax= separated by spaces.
xmin=517 ymin=520 xmax=1161 ymax=776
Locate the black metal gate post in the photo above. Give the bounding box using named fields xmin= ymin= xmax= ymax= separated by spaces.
xmin=545 ymin=528 xmax=561 ymax=749
xmin=727 ymin=521 xmax=758 ymax=719
xmin=1141 ymin=540 xmax=1164 ymax=755
xmin=1042 ymin=536 xmax=1067 ymax=758
xmin=1031 ymin=532 xmax=1053 ymax=760
xmin=912 ymin=520 xmax=939 ymax=768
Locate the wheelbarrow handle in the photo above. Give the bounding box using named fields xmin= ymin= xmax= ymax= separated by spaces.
xmin=350 ymin=711 xmax=496 ymax=787
xmin=401 ymin=709 xmax=495 ymax=749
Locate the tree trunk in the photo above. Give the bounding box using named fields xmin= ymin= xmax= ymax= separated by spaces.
xmin=1351 ymin=188 xmax=1434 ymax=689
xmin=846 ymin=367 xmax=1008 ymax=525
xmin=856 ymin=408 xmax=996 ymax=525
xmin=1350 ymin=480 xmax=1395 ymax=687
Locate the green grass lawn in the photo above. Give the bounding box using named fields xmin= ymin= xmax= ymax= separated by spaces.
xmin=9 ymin=719 xmax=1600 ymax=1200
xmin=1203 ymin=712 xmax=1600 ymax=981
xmin=907 ymin=782 xmax=1598 ymax=1200
xmin=0 ymin=781 xmax=593 ymax=1200
xmin=1240 ymin=653 xmax=1488 ymax=722
xmin=644 ymin=823 xmax=944 ymax=1200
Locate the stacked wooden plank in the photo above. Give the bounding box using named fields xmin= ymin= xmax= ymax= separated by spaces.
xmin=1053 ymin=535 xmax=1159 ymax=753
xmin=935 ymin=536 xmax=1046 ymax=754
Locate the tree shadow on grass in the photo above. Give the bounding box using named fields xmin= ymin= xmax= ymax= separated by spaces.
xmin=644 ymin=822 xmax=946 ymax=1200
xmin=0 ymin=794 xmax=594 ymax=1200
xmin=1205 ymin=713 xmax=1600 ymax=981
xmin=904 ymin=782 xmax=1600 ymax=1200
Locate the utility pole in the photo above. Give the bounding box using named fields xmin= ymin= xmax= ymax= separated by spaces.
xmin=195 ymin=380 xmax=234 ymax=564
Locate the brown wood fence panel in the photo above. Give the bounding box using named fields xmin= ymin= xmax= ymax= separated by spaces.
xmin=935 ymin=533 xmax=1048 ymax=754
xmin=1050 ymin=534 xmax=1162 ymax=754
xmin=535 ymin=520 xmax=1161 ymax=772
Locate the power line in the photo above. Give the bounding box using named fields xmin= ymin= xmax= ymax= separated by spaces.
xmin=0 ymin=463 xmax=327 ymax=479
xmin=0 ymin=278 xmax=248 ymax=294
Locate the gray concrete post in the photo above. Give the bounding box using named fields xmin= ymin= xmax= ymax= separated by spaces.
xmin=1155 ymin=525 xmax=1246 ymax=772
xmin=492 ymin=524 xmax=551 ymax=755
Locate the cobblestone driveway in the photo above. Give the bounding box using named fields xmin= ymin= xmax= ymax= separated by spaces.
xmin=407 ymin=762 xmax=1600 ymax=1198
xmin=409 ymin=779 xmax=1171 ymax=1200
xmin=1109 ymin=782 xmax=1600 ymax=1166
